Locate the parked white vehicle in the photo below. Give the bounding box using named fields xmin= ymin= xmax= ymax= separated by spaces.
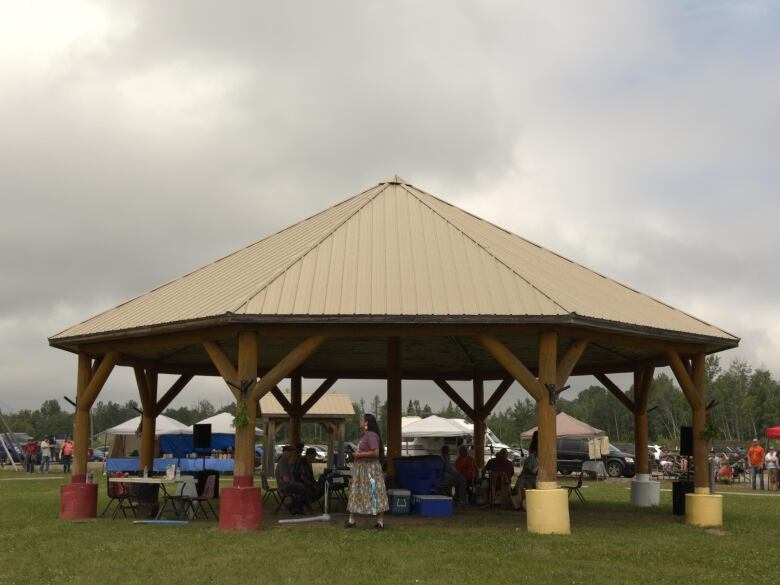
xmin=400 ymin=416 xmax=523 ymax=464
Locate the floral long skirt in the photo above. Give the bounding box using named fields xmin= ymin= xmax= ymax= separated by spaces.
xmin=347 ymin=459 xmax=389 ymax=515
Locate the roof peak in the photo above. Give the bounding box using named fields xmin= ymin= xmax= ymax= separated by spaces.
xmin=381 ymin=174 xmax=408 ymax=185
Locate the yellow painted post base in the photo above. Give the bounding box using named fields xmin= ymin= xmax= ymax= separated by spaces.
xmin=526 ymin=488 xmax=570 ymax=535
xmin=685 ymin=492 xmax=723 ymax=527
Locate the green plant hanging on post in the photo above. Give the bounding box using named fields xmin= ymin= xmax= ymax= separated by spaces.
xmin=232 ymin=384 xmax=250 ymax=430
xmin=700 ymin=420 xmax=721 ymax=443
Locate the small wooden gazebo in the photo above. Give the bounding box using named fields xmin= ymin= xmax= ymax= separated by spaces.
xmin=49 ymin=176 xmax=737 ymax=533
xmin=258 ymin=391 xmax=354 ymax=473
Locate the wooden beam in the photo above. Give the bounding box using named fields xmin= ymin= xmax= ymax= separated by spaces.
xmin=595 ymin=373 xmax=636 ymax=414
xmin=556 ymin=338 xmax=589 ymax=388
xmin=270 ymin=386 xmax=292 ymax=413
xmin=133 ymin=367 xmax=154 ymax=413
xmin=637 ymin=366 xmax=655 ymax=413
xmin=432 ymin=378 xmax=476 ymax=420
xmin=666 ymin=350 xmax=704 ymax=410
xmin=154 ymin=374 xmax=194 ymax=416
xmin=478 ymin=334 xmax=546 ymax=401
xmin=482 ymin=377 xmax=514 ymax=418
xmin=81 ymin=350 xmax=119 ymax=408
xmin=250 ymin=335 xmax=327 ymax=402
xmin=300 ymin=378 xmax=338 ymax=414
xmin=140 ymin=369 xmax=158 ymax=472
xmin=691 ymin=353 xmax=709 ymax=490
xmin=202 ymin=340 xmax=240 ymax=399
xmin=633 ymin=369 xmax=649 ymax=476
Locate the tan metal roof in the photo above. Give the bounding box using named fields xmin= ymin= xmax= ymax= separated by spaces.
xmin=259 ymin=392 xmax=354 ymax=418
xmin=52 ymin=176 xmax=736 ymax=342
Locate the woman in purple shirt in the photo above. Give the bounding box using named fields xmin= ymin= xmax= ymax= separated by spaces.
xmin=345 ymin=413 xmax=389 ymax=529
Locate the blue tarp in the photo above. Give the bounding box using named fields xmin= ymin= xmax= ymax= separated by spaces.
xmin=106 ymin=457 xmax=234 ymax=473
xmin=159 ymin=433 xmax=235 ymax=457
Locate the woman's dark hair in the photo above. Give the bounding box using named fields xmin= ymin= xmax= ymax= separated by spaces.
xmin=363 ymin=413 xmax=385 ymax=462
xmin=529 ymin=430 xmax=538 ymax=454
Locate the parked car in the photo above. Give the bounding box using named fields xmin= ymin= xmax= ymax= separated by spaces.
xmin=556 ymin=437 xmax=636 ymax=478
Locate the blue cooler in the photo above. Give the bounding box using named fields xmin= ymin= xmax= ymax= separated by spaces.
xmin=387 ymin=489 xmax=411 ymax=515
xmin=412 ymin=495 xmax=452 ymax=517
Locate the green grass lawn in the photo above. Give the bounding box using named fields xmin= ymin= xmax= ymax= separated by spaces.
xmin=1 ymin=469 xmax=778 ymax=585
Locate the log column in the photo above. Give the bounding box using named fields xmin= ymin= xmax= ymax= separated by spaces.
xmin=668 ymin=350 xmax=722 ymax=527
xmin=61 ymin=351 xmax=118 ymax=520
xmin=473 ymin=378 xmax=486 ymax=468
xmin=478 ymin=332 xmax=570 ymax=534
xmin=134 ymin=368 xmax=158 ymax=473
xmin=386 ymin=337 xmax=402 ymax=476
xmin=290 ymin=372 xmax=302 ymax=448
xmin=220 ymin=331 xmax=262 ymax=531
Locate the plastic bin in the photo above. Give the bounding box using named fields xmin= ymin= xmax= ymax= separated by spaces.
xmin=393 ymin=456 xmax=443 ymax=495
xmin=413 ymin=495 xmax=452 ymax=517
xmin=387 ymin=489 xmax=411 ymax=515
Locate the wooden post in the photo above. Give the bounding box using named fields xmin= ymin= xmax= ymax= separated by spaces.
xmin=234 ymin=331 xmax=258 ymax=486
xmin=326 ymin=423 xmax=335 ymax=469
xmin=136 ymin=368 xmax=158 ymax=473
xmin=290 ymin=372 xmax=302 ymax=447
xmin=337 ymin=421 xmax=346 ymax=468
xmin=691 ymin=353 xmax=709 ymax=491
xmin=537 ymin=331 xmax=558 ymax=488
xmin=386 ymin=337 xmax=402 ymax=476
xmin=264 ymin=420 xmax=276 ymax=476
xmin=633 ymin=369 xmax=649 ymax=476
xmin=473 ymin=377 xmax=486 ymax=468
xmin=72 ymin=352 xmax=93 ymax=481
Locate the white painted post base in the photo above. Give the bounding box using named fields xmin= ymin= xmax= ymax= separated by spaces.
xmin=630 ymin=473 xmax=660 ymax=507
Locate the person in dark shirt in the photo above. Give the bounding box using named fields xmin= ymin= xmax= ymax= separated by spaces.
xmin=295 ymin=447 xmax=324 ymax=502
xmin=485 ymin=448 xmax=514 ymax=477
xmin=275 ymin=445 xmax=308 ymax=514
xmin=439 ymin=445 xmax=467 ymax=505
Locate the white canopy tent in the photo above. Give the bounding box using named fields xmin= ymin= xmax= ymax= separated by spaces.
xmin=186 ymin=412 xmax=262 ymax=435
xmin=401 ymin=415 xmax=472 ymax=438
xmin=105 ymin=414 xmax=189 ymax=436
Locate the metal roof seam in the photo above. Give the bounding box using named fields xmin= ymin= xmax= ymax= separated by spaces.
xmin=400 ymin=184 xmax=571 ymax=316
xmin=230 ymin=184 xmax=388 ymax=315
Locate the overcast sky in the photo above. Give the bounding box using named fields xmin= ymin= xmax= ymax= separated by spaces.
xmin=1 ymin=1 xmax=778 ymax=416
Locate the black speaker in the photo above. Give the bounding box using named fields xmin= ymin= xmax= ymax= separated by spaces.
xmin=193 ymin=424 xmax=212 ymax=450
xmin=680 ymin=426 xmax=693 ymax=456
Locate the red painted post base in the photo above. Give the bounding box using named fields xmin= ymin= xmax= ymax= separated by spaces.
xmin=60 ymin=482 xmax=98 ymax=520
xmin=219 ymin=486 xmax=262 ymax=531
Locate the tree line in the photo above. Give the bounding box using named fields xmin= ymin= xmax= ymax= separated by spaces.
xmin=3 ymin=356 xmax=777 ymax=447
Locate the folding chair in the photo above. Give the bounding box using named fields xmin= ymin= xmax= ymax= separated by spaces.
xmin=486 ymin=471 xmax=511 ymax=510
xmin=261 ymin=473 xmax=282 ymax=506
xmin=563 ymin=473 xmax=586 ymax=504
xmin=101 ymin=473 xmax=136 ymax=519
xmin=182 ymin=474 xmax=218 ymax=520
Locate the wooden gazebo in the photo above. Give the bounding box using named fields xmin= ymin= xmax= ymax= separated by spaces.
xmin=49 ymin=176 xmax=738 ymax=533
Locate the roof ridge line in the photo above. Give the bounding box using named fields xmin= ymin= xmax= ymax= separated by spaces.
xmin=231 ymin=183 xmax=390 ymax=314
xmin=407 ymin=185 xmax=737 ymax=340
xmin=400 ymin=184 xmax=571 ymax=315
xmin=49 ymin=183 xmax=383 ymax=340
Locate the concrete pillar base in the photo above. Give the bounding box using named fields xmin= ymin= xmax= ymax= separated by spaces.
xmin=685 ymin=492 xmax=723 ymax=527
xmin=630 ymin=474 xmax=660 ymax=507
xmin=526 ymin=488 xmax=570 ymax=535
xmin=60 ymin=482 xmax=98 ymax=520
xmin=220 ymin=486 xmax=262 ymax=531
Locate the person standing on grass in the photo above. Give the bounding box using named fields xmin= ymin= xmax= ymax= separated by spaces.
xmin=748 ymin=438 xmax=765 ymax=490
xmin=61 ymin=438 xmax=73 ymax=473
xmin=24 ymin=438 xmax=38 ymax=473
xmin=765 ymin=446 xmax=778 ymax=490
xmin=39 ymin=436 xmax=51 ymax=473
xmin=345 ymin=413 xmax=389 ymax=529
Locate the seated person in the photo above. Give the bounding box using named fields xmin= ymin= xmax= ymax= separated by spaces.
xmin=438 ymin=445 xmax=467 ymax=506
xmin=454 ymin=445 xmax=479 ymax=482
xmin=275 ymin=445 xmax=308 ymax=514
xmin=484 ymin=448 xmax=514 ymax=508
xmin=485 ymin=448 xmax=514 ymax=478
xmin=718 ymin=460 xmax=734 ymax=482
xmin=295 ymin=447 xmax=324 ymax=502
